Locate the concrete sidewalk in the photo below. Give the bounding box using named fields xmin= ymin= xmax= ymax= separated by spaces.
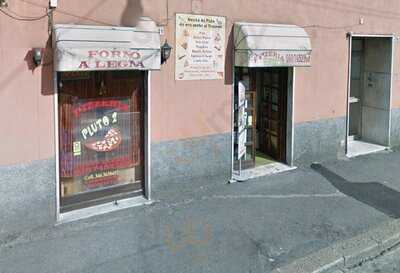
xmin=1 ymin=150 xmax=400 ymax=273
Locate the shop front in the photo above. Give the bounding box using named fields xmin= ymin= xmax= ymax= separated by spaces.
xmin=53 ymin=19 xmax=160 ymax=220
xmin=232 ymin=22 xmax=312 ymax=178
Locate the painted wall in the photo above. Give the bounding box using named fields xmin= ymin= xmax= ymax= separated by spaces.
xmin=0 ymin=0 xmax=53 ymax=165
xmin=2 ymin=0 xmax=400 ymax=166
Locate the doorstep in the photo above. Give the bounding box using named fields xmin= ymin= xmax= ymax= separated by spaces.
xmin=347 ymin=140 xmax=388 ymax=158
xmin=57 ymin=196 xmax=153 ymax=225
xmin=231 ymin=162 xmax=297 ymax=182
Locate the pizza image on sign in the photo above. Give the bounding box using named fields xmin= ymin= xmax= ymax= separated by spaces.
xmin=62 ymin=97 xmax=137 ymax=178
xmin=84 ymin=128 xmax=122 ymax=152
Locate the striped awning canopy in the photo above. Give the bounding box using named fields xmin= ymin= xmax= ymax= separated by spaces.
xmin=53 ymin=17 xmax=161 ymax=72
xmin=234 ymin=22 xmax=312 ymax=67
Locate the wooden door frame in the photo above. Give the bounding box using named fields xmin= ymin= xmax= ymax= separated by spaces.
xmin=54 ymin=70 xmax=152 ymax=223
xmin=258 ymin=67 xmax=288 ymax=162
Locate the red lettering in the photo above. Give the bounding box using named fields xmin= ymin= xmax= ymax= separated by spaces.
xmin=88 ymin=51 xmax=97 ymax=58
xmin=99 ymin=50 xmax=109 ymax=58
xmin=111 ymin=51 xmax=121 ymax=58
xmin=78 ymin=61 xmax=89 ymax=69
xmin=96 ymin=61 xmax=106 ymax=68
xmin=119 ymin=61 xmax=129 ymax=68
xmin=123 ymin=51 xmax=141 ymax=59
xmin=107 ymin=61 xmax=117 ymax=68
xmin=129 ymin=60 xmax=145 ymax=68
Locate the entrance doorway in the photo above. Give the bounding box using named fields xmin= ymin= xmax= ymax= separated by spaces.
xmin=347 ymin=36 xmax=393 ymax=157
xmin=234 ymin=67 xmax=290 ymax=171
xmin=58 ymin=70 xmax=146 ymax=213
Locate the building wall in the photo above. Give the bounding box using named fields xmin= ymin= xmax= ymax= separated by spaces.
xmin=2 ymin=0 xmax=400 ymax=235
xmin=3 ymin=0 xmax=400 ymax=166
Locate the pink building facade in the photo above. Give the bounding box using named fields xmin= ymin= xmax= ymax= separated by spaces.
xmin=1 ymin=0 xmax=400 ymax=234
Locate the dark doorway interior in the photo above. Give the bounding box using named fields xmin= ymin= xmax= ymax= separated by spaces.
xmin=235 ymin=67 xmax=288 ymax=170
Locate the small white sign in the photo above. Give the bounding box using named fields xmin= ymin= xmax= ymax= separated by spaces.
xmin=237 ymin=81 xmax=247 ymax=160
xmin=238 ymin=81 xmax=246 ymax=107
xmin=238 ymin=130 xmax=247 ymax=159
xmin=238 ymin=106 xmax=247 ymax=133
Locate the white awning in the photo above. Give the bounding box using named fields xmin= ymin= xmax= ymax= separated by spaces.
xmin=53 ymin=17 xmax=161 ymax=72
xmin=234 ymin=22 xmax=312 ymax=67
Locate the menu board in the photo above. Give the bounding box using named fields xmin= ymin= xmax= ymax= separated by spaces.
xmin=175 ymin=13 xmax=226 ymax=81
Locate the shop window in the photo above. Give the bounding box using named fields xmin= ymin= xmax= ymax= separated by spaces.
xmin=58 ymin=71 xmax=145 ymax=212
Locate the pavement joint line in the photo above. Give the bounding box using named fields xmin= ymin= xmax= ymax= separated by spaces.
xmin=161 ymin=192 xmax=345 ymax=208
xmin=207 ymin=193 xmax=346 ymax=200
xmin=271 ymin=219 xmax=400 ymax=273
xmin=0 ymin=191 xmax=344 ymax=250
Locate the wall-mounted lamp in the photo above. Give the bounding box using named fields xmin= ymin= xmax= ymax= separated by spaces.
xmin=161 ymin=40 xmax=172 ymax=64
xmin=49 ymin=0 xmax=58 ymax=9
xmin=32 ymin=48 xmax=43 ymax=66
xmin=0 ymin=0 xmax=8 ymax=8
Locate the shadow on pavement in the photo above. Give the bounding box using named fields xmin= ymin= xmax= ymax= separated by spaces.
xmin=311 ymin=163 xmax=400 ymax=219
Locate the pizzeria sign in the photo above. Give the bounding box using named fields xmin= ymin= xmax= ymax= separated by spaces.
xmin=53 ymin=23 xmax=161 ymax=72
xmin=55 ymin=48 xmax=160 ymax=71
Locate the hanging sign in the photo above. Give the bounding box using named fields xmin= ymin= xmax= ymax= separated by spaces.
xmin=238 ymin=81 xmax=246 ymax=107
xmin=237 ymin=82 xmax=247 ymax=133
xmin=237 ymin=81 xmax=247 ymax=159
xmin=238 ymin=130 xmax=247 ymax=160
xmin=175 ymin=13 xmax=226 ymax=80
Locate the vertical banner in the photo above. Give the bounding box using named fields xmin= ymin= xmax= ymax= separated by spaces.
xmin=237 ymin=82 xmax=247 ymax=159
xmin=175 ymin=13 xmax=226 ymax=81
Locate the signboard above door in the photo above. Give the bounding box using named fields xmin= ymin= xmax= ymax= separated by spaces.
xmin=175 ymin=13 xmax=226 ymax=80
xmin=53 ymin=18 xmax=161 ymax=72
xmin=234 ymin=22 xmax=312 ymax=67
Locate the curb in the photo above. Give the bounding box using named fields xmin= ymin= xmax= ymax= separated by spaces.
xmin=271 ymin=219 xmax=400 ymax=273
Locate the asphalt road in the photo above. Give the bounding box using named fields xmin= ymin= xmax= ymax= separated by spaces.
xmin=2 ymin=149 xmax=400 ymax=273
xmin=347 ymin=247 xmax=400 ymax=273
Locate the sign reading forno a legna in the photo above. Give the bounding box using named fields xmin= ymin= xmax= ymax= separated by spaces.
xmin=175 ymin=14 xmax=226 ymax=81
xmin=55 ymin=48 xmax=161 ymax=72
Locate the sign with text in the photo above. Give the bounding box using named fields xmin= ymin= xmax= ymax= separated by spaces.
xmin=236 ymin=50 xmax=311 ymax=67
xmin=60 ymin=98 xmax=138 ymax=180
xmin=237 ymin=81 xmax=247 ymax=160
xmin=175 ymin=13 xmax=226 ymax=80
xmin=238 ymin=129 xmax=247 ymax=160
xmin=55 ymin=48 xmax=160 ymax=72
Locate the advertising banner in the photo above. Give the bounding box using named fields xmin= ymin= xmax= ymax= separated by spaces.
xmin=175 ymin=13 xmax=226 ymax=80
xmin=237 ymin=81 xmax=247 ymax=160
xmin=60 ymin=98 xmax=141 ymax=191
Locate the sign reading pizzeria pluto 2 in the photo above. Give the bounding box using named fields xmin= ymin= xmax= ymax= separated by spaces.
xmin=175 ymin=14 xmax=226 ymax=80
xmin=59 ymin=98 xmax=138 ymax=190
